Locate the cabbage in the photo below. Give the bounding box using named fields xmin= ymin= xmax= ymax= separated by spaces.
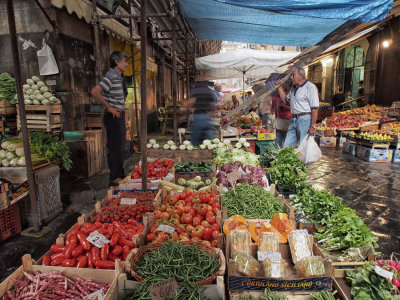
xmin=243 ymin=142 xmax=250 ymax=148
xmin=187 ymin=145 xmax=193 ymax=150
xmin=239 ymin=138 xmax=247 ymax=144
xmin=43 ymin=92 xmax=52 ymax=99
xmin=235 ymin=143 xmax=242 ymax=148
xmin=220 ymin=163 xmax=233 ymax=173
xmin=36 ymin=94 xmax=44 ymax=100
xmin=216 ymin=171 xmax=229 ymax=186
xmin=40 ymin=86 xmax=49 ymax=93
xmin=217 ymin=142 xmax=225 ymax=148
xmin=31 ymin=76 xmax=40 ymax=82
xmin=37 ymin=81 xmax=45 ymax=87
xmin=207 ymin=144 xmax=213 ymax=150
xmin=23 ymin=84 xmax=30 ymax=90
xmin=183 ymin=140 xmax=191 ymax=146
xmin=26 ymin=79 xmax=34 ymax=85
xmin=32 ymin=100 xmax=40 ymax=105
xmin=153 ymin=144 xmax=160 ymax=149
xmin=25 ymin=89 xmax=34 ymax=95
xmin=167 ymin=140 xmax=175 ymax=146
xmin=163 ymin=144 xmax=170 ymax=150
xmin=223 ymin=139 xmax=231 ymax=145
xmin=33 ymin=89 xmax=41 ymax=95
xmin=200 ymin=144 xmax=206 ymax=149
xmin=41 ymin=99 xmax=50 ymax=105
xmin=203 ymin=139 xmax=211 ymax=146
xmin=179 ymin=145 xmax=186 ymax=150
xmin=31 ymin=84 xmax=39 ymax=90
xmin=170 ymin=145 xmax=177 ymax=150
xmin=212 ymin=138 xmax=220 ymax=144
xmin=24 ymin=99 xmax=33 ymax=105
xmin=147 ymin=143 xmax=152 ymax=148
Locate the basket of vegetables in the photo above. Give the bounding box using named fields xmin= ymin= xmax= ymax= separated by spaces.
xmin=130 ymin=241 xmax=223 ymax=286
xmin=173 ymin=160 xmax=215 ymax=182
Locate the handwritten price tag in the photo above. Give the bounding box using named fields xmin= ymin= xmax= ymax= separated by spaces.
xmin=121 ymin=198 xmax=136 ymax=205
xmin=86 ymin=230 xmax=110 ymax=248
xmin=227 ymin=170 xmax=242 ymax=186
xmin=257 ymin=251 xmax=282 ymax=261
xmin=148 ymin=278 xmax=178 ymax=300
xmin=170 ymin=190 xmax=179 ymax=196
xmin=156 ymin=225 xmax=175 ymax=235
xmin=375 ymin=266 xmax=394 ymax=281
xmin=84 ymin=289 xmax=105 ymax=300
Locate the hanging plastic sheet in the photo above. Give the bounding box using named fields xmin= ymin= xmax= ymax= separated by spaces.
xmin=178 ymin=0 xmax=393 ymax=46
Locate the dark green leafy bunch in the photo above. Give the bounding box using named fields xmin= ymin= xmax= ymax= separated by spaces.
xmin=346 ymin=263 xmax=400 ymax=300
xmin=174 ymin=160 xmax=213 ymax=172
xmin=315 ymin=207 xmax=378 ymax=250
xmin=260 ymin=142 xmax=280 ymax=168
xmin=291 ymin=187 xmax=344 ymax=223
xmin=223 ymin=183 xmax=283 ymax=219
xmin=268 ymin=147 xmax=307 ymax=189
xmin=29 ymin=132 xmax=72 ymax=170
xmin=310 ymin=290 xmax=337 ymax=300
xmin=126 ymin=242 xmax=219 ymax=300
xmin=0 ymin=72 xmax=16 ymax=104
xmin=243 ymin=288 xmax=288 ymax=300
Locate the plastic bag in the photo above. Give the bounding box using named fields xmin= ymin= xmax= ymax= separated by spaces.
xmin=233 ymin=253 xmax=262 ymax=277
xmin=37 ymin=41 xmax=59 ymax=75
xmin=296 ymin=256 xmax=326 ymax=277
xmin=298 ymin=135 xmax=322 ymax=164
xmin=262 ymin=258 xmax=286 ymax=278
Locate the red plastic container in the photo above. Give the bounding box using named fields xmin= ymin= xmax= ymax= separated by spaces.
xmin=0 ymin=203 xmax=22 ymax=242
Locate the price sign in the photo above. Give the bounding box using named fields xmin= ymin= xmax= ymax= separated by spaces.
xmin=121 ymin=198 xmax=136 ymax=205
xmin=84 ymin=289 xmax=105 ymax=300
xmin=86 ymin=230 xmax=110 ymax=248
xmin=227 ymin=170 xmax=242 ymax=186
xmin=375 ymin=266 xmax=394 ymax=281
xmin=164 ymin=173 xmax=174 ymax=182
xmin=148 ymin=278 xmax=178 ymax=300
xmin=156 ymin=225 xmax=175 ymax=235
xmin=170 ymin=190 xmax=179 ymax=196
xmin=257 ymin=251 xmax=282 ymax=261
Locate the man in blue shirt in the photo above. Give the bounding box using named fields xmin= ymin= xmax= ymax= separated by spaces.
xmin=91 ymin=51 xmax=128 ymax=185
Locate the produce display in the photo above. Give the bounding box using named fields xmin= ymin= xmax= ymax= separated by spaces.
xmin=20 ymin=75 xmax=61 ymax=105
xmin=291 ymin=187 xmax=344 ymax=223
xmin=325 ymin=114 xmax=362 ymax=128
xmin=346 ymin=262 xmax=400 ymax=299
xmin=217 ymin=162 xmax=268 ymax=188
xmin=222 ymin=184 xmax=283 ymax=219
xmin=89 ymin=190 xmax=156 ymax=222
xmin=3 ymin=271 xmax=110 ymax=299
xmin=310 ymin=291 xmax=337 ymax=300
xmin=296 ymin=256 xmax=325 ymax=277
xmin=150 ymin=190 xmax=221 ymax=247
xmin=128 ymin=242 xmax=219 ymax=299
xmin=131 ymin=159 xmax=173 ymax=179
xmin=268 ymin=147 xmax=307 ymax=191
xmin=233 ymin=252 xmax=262 ymax=276
xmin=375 ymin=259 xmax=400 ymax=290
xmin=174 ymin=160 xmax=213 ymax=173
xmin=236 ymin=112 xmax=262 ymax=128
xmin=337 ymin=104 xmax=384 ymax=120
xmin=0 ymin=72 xmax=16 ymax=103
xmin=230 ymin=229 xmax=252 ymax=257
xmin=315 ymin=207 xmax=378 ymax=250
xmin=260 ymin=142 xmax=280 ymax=168
xmin=0 ymin=140 xmax=31 ymax=167
xmin=354 ymin=131 xmax=394 ymax=142
xmin=42 ymin=220 xmax=142 ymax=268
xmin=288 ymin=230 xmax=313 ymax=264
xmin=214 ymin=143 xmax=259 ymax=167
xmin=262 ymin=258 xmax=285 ymax=279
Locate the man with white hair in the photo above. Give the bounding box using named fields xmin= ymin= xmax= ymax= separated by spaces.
xmin=277 ymin=67 xmax=319 ymax=147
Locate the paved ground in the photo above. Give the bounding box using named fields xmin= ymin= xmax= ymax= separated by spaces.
xmin=0 ymin=145 xmax=398 ymax=282
xmin=308 ymin=148 xmax=400 ymax=256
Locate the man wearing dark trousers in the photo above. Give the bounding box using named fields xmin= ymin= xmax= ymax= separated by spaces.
xmin=91 ymin=51 xmax=128 ymax=185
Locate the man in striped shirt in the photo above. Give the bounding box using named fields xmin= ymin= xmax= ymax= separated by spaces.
xmin=91 ymin=51 xmax=128 ymax=185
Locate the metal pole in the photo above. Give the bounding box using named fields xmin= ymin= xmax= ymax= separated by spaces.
xmin=140 ymin=0 xmax=148 ymax=189
xmin=172 ymin=14 xmax=178 ymax=142
xmin=129 ymin=0 xmax=140 ymax=150
xmin=185 ymin=32 xmax=190 ymax=122
xmin=7 ymin=0 xmax=40 ymax=232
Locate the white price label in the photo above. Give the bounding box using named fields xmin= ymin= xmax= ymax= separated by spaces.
xmin=170 ymin=190 xmax=179 ymax=196
xmin=374 ymin=266 xmax=394 ymax=281
xmin=121 ymin=198 xmax=136 ymax=205
xmin=164 ymin=173 xmax=174 ymax=182
xmin=84 ymin=289 xmax=105 ymax=300
xmin=148 ymin=278 xmax=178 ymax=300
xmin=156 ymin=225 xmax=175 ymax=235
xmin=46 ymin=79 xmax=57 ymax=86
xmin=86 ymin=230 xmax=110 ymax=248
xmin=257 ymin=251 xmax=282 ymax=261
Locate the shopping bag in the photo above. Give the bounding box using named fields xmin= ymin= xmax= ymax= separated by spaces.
xmin=298 ymin=135 xmax=322 ymax=164
xmin=37 ymin=41 xmax=59 ymax=75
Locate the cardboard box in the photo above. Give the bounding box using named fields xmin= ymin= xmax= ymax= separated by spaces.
xmin=258 ymin=132 xmax=276 ymax=141
xmin=393 ymin=149 xmax=400 ymax=163
xmin=343 ymin=141 xmax=356 ymax=156
xmin=319 ymin=136 xmax=336 ymax=148
xmin=356 ymin=145 xmax=393 ymax=162
xmin=226 ymin=235 xmax=333 ymax=294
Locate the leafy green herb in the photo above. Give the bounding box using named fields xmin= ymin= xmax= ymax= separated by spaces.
xmin=223 ymin=183 xmax=284 ymax=219
xmin=243 ymin=288 xmax=288 ymax=300
xmin=346 ymin=262 xmax=400 ymax=300
xmin=0 ymin=72 xmax=16 ymax=104
xmin=310 ymin=290 xmax=337 ymax=300
xmin=260 ymin=142 xmax=280 ymax=168
xmin=315 ymin=207 xmax=378 ymax=250
xmin=291 ymin=187 xmax=344 ymax=223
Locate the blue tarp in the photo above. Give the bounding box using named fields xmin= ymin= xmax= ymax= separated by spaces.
xmin=178 ymin=0 xmax=393 ymax=47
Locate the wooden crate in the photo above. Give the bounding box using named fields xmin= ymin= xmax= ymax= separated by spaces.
xmin=86 ymin=112 xmax=102 ymax=128
xmin=17 ymin=104 xmax=62 ymax=132
xmin=0 ymin=99 xmax=16 ymax=116
xmin=0 ymin=254 xmax=122 ymax=300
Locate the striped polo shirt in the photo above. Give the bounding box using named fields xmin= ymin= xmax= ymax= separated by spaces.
xmin=98 ymin=68 xmax=126 ymax=111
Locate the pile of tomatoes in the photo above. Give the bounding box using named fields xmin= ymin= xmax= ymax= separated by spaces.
xmin=89 ymin=191 xmax=155 ymax=222
xmin=42 ymin=220 xmax=144 ymax=269
xmin=146 ymin=190 xmax=222 ymax=248
xmin=131 ymin=159 xmax=174 ymax=179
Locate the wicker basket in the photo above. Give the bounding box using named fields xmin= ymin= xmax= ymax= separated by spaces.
xmin=130 ymin=241 xmax=222 ymax=285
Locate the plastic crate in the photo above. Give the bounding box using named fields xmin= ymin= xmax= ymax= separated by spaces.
xmin=0 ymin=203 xmax=21 ymax=242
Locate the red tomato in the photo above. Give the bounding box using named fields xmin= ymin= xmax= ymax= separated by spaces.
xmin=202 ymin=228 xmax=213 ymax=241
xmin=212 ymin=230 xmax=220 ymax=240
xmin=42 ymin=255 xmax=51 ymax=266
xmin=206 ymin=212 xmax=216 ymax=224
xmin=197 ymin=204 xmax=208 ymax=216
xmin=191 ymin=225 xmax=204 ymax=238
xmin=192 ymin=216 xmax=201 ymax=226
xmin=201 ymin=220 xmax=210 ymax=228
xmin=181 ymin=213 xmax=193 ymax=224
xmin=211 ymin=223 xmax=220 ymax=232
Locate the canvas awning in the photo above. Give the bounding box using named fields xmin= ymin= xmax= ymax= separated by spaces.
xmin=51 ymin=0 xmax=139 ymax=41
